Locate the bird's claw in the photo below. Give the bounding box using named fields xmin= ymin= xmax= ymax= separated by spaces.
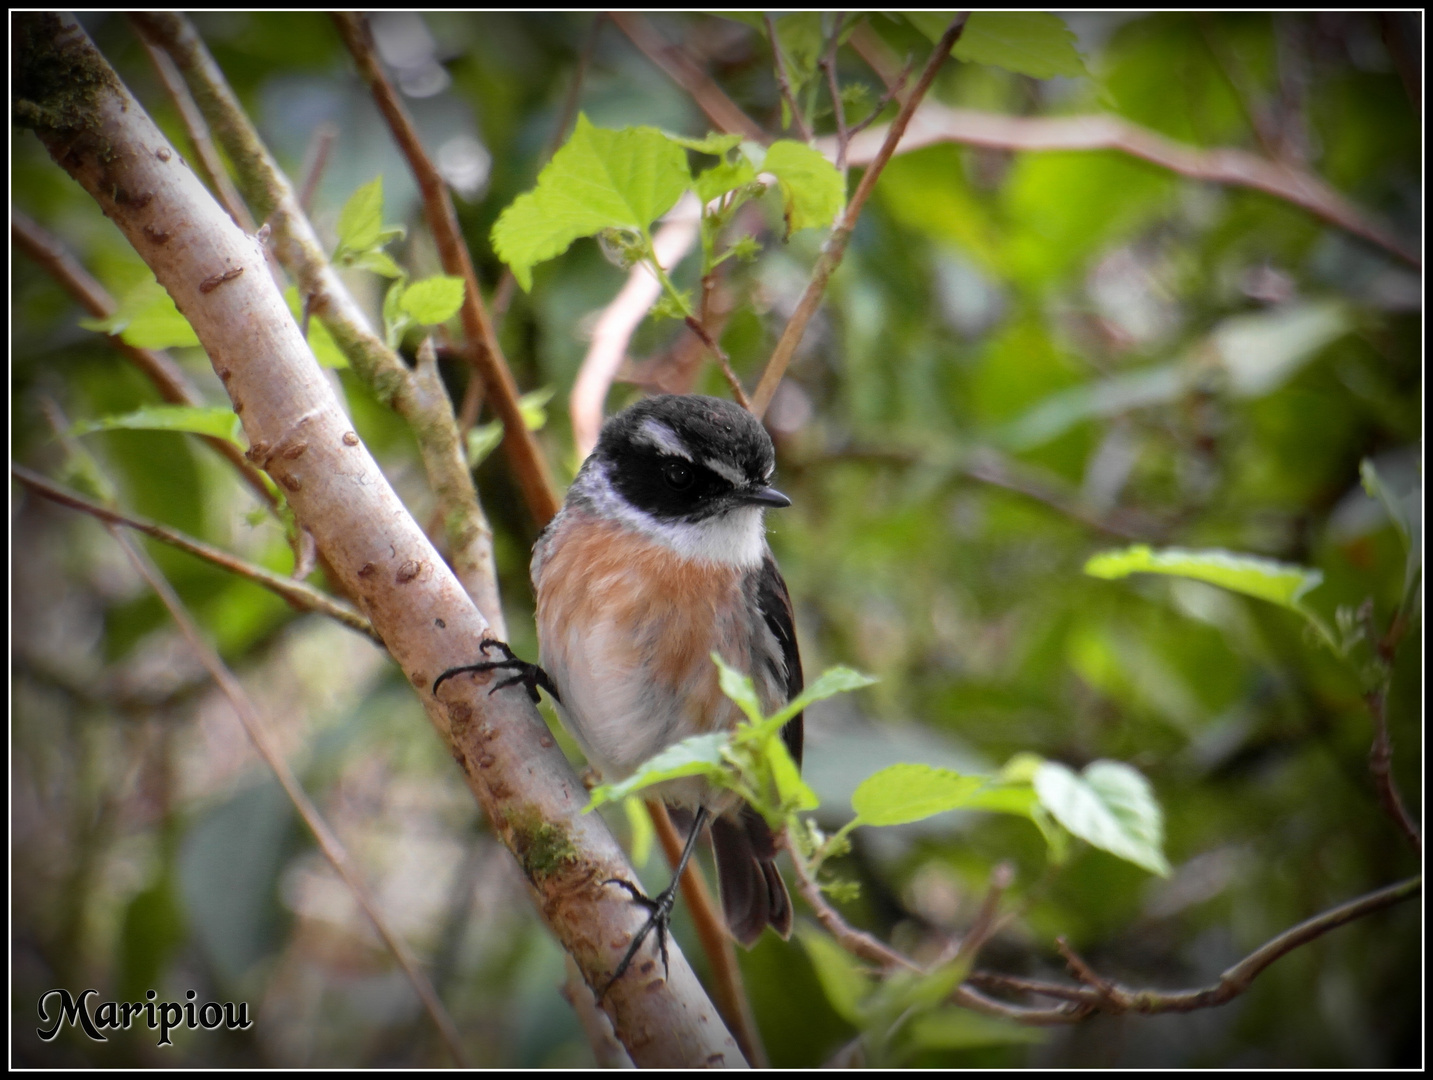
xmin=598 ymin=877 xmax=677 ymax=999
xmin=432 ymin=640 xmax=559 ymax=704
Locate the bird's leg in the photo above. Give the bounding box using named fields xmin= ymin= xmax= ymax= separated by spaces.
xmin=432 ymin=639 xmax=560 ymax=704
xmin=600 ymin=805 xmax=710 ymax=998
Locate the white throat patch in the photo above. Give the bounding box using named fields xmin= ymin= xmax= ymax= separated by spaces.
xmin=575 ymin=459 xmax=768 ymax=568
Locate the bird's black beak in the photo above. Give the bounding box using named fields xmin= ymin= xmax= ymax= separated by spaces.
xmin=739 ymin=485 xmax=792 ymax=509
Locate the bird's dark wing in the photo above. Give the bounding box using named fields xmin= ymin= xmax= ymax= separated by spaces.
xmin=756 ymin=552 xmax=803 ymax=769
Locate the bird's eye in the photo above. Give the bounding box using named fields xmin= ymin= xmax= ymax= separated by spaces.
xmin=661 ymin=460 xmax=694 ymax=491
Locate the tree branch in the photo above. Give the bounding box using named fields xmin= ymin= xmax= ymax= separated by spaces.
xmin=750 ymin=14 xmax=972 ymax=419
xmin=331 ymin=11 xmax=562 ymax=529
xmin=14 ymin=13 xmax=742 ymax=1065
xmin=129 ymin=12 xmax=507 ymax=634
xmin=827 ymin=101 xmax=1419 ymax=270
xmin=13 ymin=464 xmax=378 ymax=643
xmin=608 ymin=12 xmax=768 ymax=142
xmin=12 ymin=210 xmax=277 ymax=510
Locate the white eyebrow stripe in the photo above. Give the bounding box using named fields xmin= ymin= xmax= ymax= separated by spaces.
xmin=703 ymin=457 xmax=745 ymax=486
xmin=634 ymin=418 xmax=691 ymax=460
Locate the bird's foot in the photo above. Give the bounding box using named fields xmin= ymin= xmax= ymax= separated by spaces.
xmin=431 ymin=639 xmax=559 ymax=704
xmin=599 ymin=877 xmax=679 ymax=999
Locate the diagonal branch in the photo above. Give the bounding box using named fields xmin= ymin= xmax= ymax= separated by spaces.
xmin=12 ymin=210 xmax=277 ymax=510
xmin=750 ymin=14 xmax=972 ymax=419
xmin=129 ymin=11 xmax=506 ymax=634
xmin=13 ymin=465 xmax=377 ymax=643
xmin=609 ymin=12 xmax=768 ymax=142
xmin=331 ymin=11 xmax=561 ymax=528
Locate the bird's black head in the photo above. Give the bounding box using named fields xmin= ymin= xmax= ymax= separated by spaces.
xmin=595 ymin=395 xmax=790 ymax=522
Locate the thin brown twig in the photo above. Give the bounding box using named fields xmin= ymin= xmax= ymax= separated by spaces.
xmin=12 ymin=211 xmax=278 ymax=511
xmin=108 ymin=524 xmax=468 ymax=1065
xmin=784 ymin=831 xmax=921 ymax=972
xmin=332 ymin=11 xmax=561 ymax=528
xmin=683 ymin=316 xmax=751 ymax=410
xmin=950 ymin=861 xmax=1014 ymax=969
xmin=1365 ymin=686 xmax=1422 ymax=855
xmin=609 ymin=12 xmax=768 ymax=142
xmin=13 ymin=465 xmax=379 ymax=643
xmin=646 ymin=801 xmax=768 ymax=1068
xmin=766 ymin=13 xmax=814 ymax=143
xmin=297 ymin=121 xmax=338 ymax=215
xmin=750 ymin=14 xmax=971 ymax=419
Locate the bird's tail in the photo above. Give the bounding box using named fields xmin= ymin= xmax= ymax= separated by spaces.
xmin=710 ymin=803 xmax=792 ymax=947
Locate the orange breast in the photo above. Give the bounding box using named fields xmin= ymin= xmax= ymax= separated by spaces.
xmin=534 ymin=513 xmax=755 ymax=783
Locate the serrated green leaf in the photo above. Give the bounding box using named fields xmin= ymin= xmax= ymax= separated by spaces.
xmin=1084 ymin=545 xmax=1324 ymax=611
xmin=336 ymin=176 xmax=386 ymax=253
xmin=1034 ymin=760 xmax=1170 ymax=876
xmin=284 ymin=286 xmax=348 ymax=368
xmin=696 ymin=158 xmax=758 ymax=205
xmin=797 ymin=923 xmax=870 ymax=1024
xmin=492 ymin=115 xmax=691 ymax=290
xmin=762 ymin=140 xmax=846 ymax=236
xmin=586 ymin=732 xmax=730 ymax=809
xmin=907 ymin=12 xmax=1088 ymax=80
xmin=400 ymin=275 xmax=465 ymax=325
xmin=70 ymin=405 xmax=242 ymax=445
xmin=79 ymin=278 xmax=201 ymax=350
xmin=852 ymin=763 xmax=985 ymax=826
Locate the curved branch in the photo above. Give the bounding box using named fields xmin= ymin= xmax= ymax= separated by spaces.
xmin=829 ymin=102 xmax=1419 ymax=270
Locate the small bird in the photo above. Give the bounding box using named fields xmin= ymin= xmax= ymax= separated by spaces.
xmin=437 ymin=394 xmax=802 ymax=991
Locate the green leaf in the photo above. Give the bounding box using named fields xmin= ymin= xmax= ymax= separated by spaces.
xmin=586 ymin=732 xmax=730 ymax=809
xmin=79 ymin=278 xmax=201 ymax=350
xmin=852 ymin=763 xmax=985 ymax=826
xmin=492 ymin=115 xmax=691 ymax=290
xmin=797 ymin=923 xmax=870 ymax=1024
xmin=350 ymin=248 xmax=405 ymax=278
xmin=907 ymin=12 xmax=1088 ymax=79
xmin=400 ymin=275 xmax=465 ymax=325
xmin=336 ymin=176 xmax=386 ymax=253
xmin=1084 ymin=545 xmax=1324 ymax=611
xmin=284 ymin=286 xmax=348 ymax=368
xmin=762 ymin=140 xmax=846 ymax=236
xmin=768 ymin=735 xmax=820 ymax=812
xmin=465 ymin=421 xmax=504 ymax=468
xmin=1033 ymin=760 xmax=1170 ymax=876
xmin=70 ymin=404 xmax=243 ymax=445
xmin=695 ymin=157 xmax=759 ymax=205
xmin=713 ymin=652 xmax=765 ymax=725
xmin=761 ymin=664 xmax=877 ymax=734
xmin=518 ymin=386 xmax=555 ymax=430
xmin=622 ymin=796 xmax=654 ymax=868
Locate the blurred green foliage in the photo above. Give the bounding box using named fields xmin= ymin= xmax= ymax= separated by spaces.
xmin=12 ymin=11 xmax=1420 ymax=1069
